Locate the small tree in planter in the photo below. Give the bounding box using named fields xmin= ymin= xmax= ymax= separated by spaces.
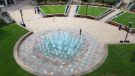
xmin=105 ymin=0 xmax=117 ymax=5
xmin=82 ymin=0 xmax=118 ymax=6
xmin=36 ymin=0 xmax=45 ymax=4
xmin=0 ymin=18 xmax=7 ymax=27
xmin=102 ymin=0 xmax=106 ymax=6
xmin=81 ymin=0 xmax=88 ymax=4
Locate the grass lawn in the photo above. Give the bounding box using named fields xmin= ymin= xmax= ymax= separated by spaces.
xmin=112 ymin=12 xmax=135 ymax=28
xmin=0 ymin=23 xmax=33 ymax=76
xmin=78 ymin=6 xmax=108 ymax=17
xmin=40 ymin=5 xmax=66 ymax=14
xmin=84 ymin=44 xmax=135 ymax=76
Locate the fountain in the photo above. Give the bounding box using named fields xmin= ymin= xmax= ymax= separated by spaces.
xmin=34 ymin=29 xmax=88 ymax=62
xmin=17 ymin=28 xmax=106 ymax=76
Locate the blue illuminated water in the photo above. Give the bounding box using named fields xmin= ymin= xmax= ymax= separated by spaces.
xmin=34 ymin=30 xmax=86 ymax=60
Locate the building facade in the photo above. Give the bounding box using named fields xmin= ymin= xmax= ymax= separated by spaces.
xmin=0 ymin=0 xmax=35 ymax=6
xmin=0 ymin=0 xmax=17 ymax=6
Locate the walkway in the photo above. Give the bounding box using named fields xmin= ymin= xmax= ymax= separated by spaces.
xmin=68 ymin=5 xmax=77 ymax=17
xmin=120 ymin=0 xmax=133 ymax=9
xmin=123 ymin=0 xmax=133 ymax=4
xmin=99 ymin=9 xmax=122 ymax=22
xmin=4 ymin=0 xmax=41 ymax=24
xmin=6 ymin=0 xmax=135 ymax=44
xmin=100 ymin=0 xmax=133 ymax=22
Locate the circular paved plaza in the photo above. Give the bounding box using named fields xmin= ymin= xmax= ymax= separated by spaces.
xmin=16 ymin=28 xmax=107 ymax=76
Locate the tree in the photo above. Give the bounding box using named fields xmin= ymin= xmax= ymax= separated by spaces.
xmin=36 ymin=0 xmax=44 ymax=3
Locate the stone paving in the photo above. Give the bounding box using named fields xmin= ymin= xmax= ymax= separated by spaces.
xmin=18 ymin=28 xmax=106 ymax=76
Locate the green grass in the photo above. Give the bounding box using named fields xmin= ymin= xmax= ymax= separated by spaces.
xmin=78 ymin=6 xmax=108 ymax=17
xmin=40 ymin=5 xmax=66 ymax=14
xmin=112 ymin=12 xmax=135 ymax=28
xmin=84 ymin=44 xmax=135 ymax=76
xmin=0 ymin=23 xmax=33 ymax=76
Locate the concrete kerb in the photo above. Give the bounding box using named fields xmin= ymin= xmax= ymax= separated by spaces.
xmin=113 ymin=0 xmax=123 ymax=8
xmin=109 ymin=42 xmax=135 ymax=45
xmin=65 ymin=5 xmax=71 ymax=16
xmin=108 ymin=11 xmax=125 ymax=21
xmin=18 ymin=23 xmax=33 ymax=32
xmin=38 ymin=6 xmax=46 ymax=17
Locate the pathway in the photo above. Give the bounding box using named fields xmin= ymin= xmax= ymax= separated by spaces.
xmin=119 ymin=0 xmax=133 ymax=9
xmin=99 ymin=9 xmax=122 ymax=22
xmin=68 ymin=5 xmax=77 ymax=17
xmin=24 ymin=17 xmax=135 ymax=44
xmin=123 ymin=0 xmax=133 ymax=4
xmin=4 ymin=0 xmax=41 ymax=24
xmin=99 ymin=0 xmax=133 ymax=22
xmin=6 ymin=0 xmax=135 ymax=44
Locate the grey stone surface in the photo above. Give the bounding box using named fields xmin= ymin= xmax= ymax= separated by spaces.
xmin=18 ymin=29 xmax=106 ymax=76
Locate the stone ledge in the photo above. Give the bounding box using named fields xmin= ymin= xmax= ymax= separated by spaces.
xmin=106 ymin=20 xmax=135 ymax=33
xmin=13 ymin=32 xmax=40 ymax=75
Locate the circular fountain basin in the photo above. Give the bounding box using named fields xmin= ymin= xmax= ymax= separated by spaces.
xmin=16 ymin=28 xmax=107 ymax=76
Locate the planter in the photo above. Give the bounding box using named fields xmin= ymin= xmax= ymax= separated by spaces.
xmin=107 ymin=20 xmax=135 ymax=33
xmin=130 ymin=28 xmax=135 ymax=33
xmin=37 ymin=2 xmax=67 ymax=5
xmin=45 ymin=14 xmax=66 ymax=17
xmin=75 ymin=15 xmax=96 ymax=20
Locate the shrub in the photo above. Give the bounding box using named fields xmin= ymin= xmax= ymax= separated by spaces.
xmin=36 ymin=0 xmax=44 ymax=3
xmin=0 ymin=19 xmax=6 ymax=27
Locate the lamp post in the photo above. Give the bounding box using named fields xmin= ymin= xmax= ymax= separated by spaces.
xmin=20 ymin=10 xmax=26 ymax=27
xmin=120 ymin=22 xmax=133 ymax=43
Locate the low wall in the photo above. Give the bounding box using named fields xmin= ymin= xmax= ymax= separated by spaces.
xmin=45 ymin=14 xmax=66 ymax=17
xmin=13 ymin=32 xmax=40 ymax=76
xmin=37 ymin=2 xmax=67 ymax=5
xmin=107 ymin=20 xmax=135 ymax=33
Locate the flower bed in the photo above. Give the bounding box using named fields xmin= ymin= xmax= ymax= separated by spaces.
xmin=107 ymin=12 xmax=135 ymax=33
